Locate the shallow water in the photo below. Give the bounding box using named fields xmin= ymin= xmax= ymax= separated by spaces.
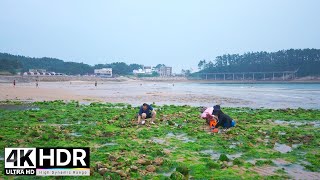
xmin=166 ymin=132 xmax=195 ymax=143
xmin=179 ymin=83 xmax=320 ymax=109
xmin=159 ymin=168 xmax=176 ymax=177
xmin=52 ymin=81 xmax=320 ymax=109
xmin=68 ymin=132 xmax=82 ymax=137
xmin=200 ymin=150 xmax=242 ymax=160
xmin=273 ymin=159 xmax=320 ymax=179
xmin=229 ymin=142 xmax=240 ymax=149
xmin=274 ymin=120 xmax=320 ymax=127
xmin=103 ymin=142 xmax=117 ymax=146
xmin=151 ymin=137 xmax=166 ymax=144
xmin=274 ymin=143 xmax=292 ymax=153
xmin=200 ymin=150 xmax=221 ymax=159
xmin=0 ymin=104 xmax=40 ymax=111
xmin=227 ymin=153 xmax=243 ymax=159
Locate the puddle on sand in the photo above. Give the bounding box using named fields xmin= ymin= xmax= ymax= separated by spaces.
xmin=94 ymin=142 xmax=118 ymax=148
xmin=200 ymin=150 xmax=221 ymax=159
xmin=68 ymin=132 xmax=82 ymax=137
xmin=246 ymin=158 xmax=320 ymax=179
xmin=228 ymin=153 xmax=243 ymax=159
xmin=278 ymin=132 xmax=286 ymax=135
xmin=274 ymin=120 xmax=320 ymax=127
xmin=57 ymin=120 xmax=81 ymax=126
xmin=229 ymin=142 xmax=240 ymax=149
xmin=166 ymin=132 xmax=195 ymax=143
xmin=103 ymin=142 xmax=118 ymax=146
xmin=273 ymin=159 xmax=320 ymax=179
xmin=61 ymin=123 xmax=73 ymax=126
xmin=246 ymin=158 xmax=268 ymax=164
xmin=159 ymin=168 xmax=176 ymax=177
xmin=200 ymin=150 xmax=242 ymax=160
xmin=151 ymin=137 xmax=166 ymax=144
xmin=0 ymin=104 xmax=40 ymax=111
xmin=152 ymin=133 xmax=195 ymax=144
xmin=274 ymin=143 xmax=292 ymax=153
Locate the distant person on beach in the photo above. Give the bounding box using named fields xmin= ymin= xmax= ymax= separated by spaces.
xmin=95 ymin=81 xmax=97 ymax=87
xmin=36 ymin=79 xmax=39 ymax=88
xmin=13 ymin=80 xmax=16 ymax=87
xmin=137 ymin=103 xmax=156 ymax=125
xmin=212 ymin=105 xmax=236 ymax=129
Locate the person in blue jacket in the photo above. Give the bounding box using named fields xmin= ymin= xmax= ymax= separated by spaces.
xmin=137 ymin=103 xmax=157 ymax=125
xmin=212 ymin=105 xmax=236 ymax=129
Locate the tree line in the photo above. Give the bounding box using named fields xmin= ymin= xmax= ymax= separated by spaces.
xmin=197 ymin=49 xmax=320 ymax=77
xmin=0 ymin=53 xmax=163 ymax=76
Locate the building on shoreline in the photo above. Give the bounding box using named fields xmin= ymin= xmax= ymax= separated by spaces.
xmin=133 ymin=66 xmax=156 ymax=75
xmin=133 ymin=65 xmax=173 ymax=77
xmin=23 ymin=69 xmax=65 ymax=76
xmin=158 ymin=66 xmax=172 ymax=77
xmin=94 ymin=68 xmax=112 ymax=77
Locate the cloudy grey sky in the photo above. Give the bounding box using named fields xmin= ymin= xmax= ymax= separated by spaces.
xmin=0 ymin=0 xmax=319 ymax=73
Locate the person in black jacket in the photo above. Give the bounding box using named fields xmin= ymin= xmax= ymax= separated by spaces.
xmin=212 ymin=105 xmax=236 ymax=129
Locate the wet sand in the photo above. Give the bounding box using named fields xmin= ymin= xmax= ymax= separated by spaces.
xmin=0 ymin=80 xmax=319 ymax=108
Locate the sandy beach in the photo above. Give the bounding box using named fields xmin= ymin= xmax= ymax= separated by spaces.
xmin=1 ymin=78 xmax=320 ymax=109
xmin=0 ymin=80 xmax=246 ymax=106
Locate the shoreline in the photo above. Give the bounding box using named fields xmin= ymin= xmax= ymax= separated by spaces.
xmin=1 ymin=100 xmax=320 ymax=110
xmin=0 ymin=80 xmax=319 ymax=109
xmin=1 ymin=75 xmax=320 ymax=84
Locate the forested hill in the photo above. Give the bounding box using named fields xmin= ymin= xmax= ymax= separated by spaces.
xmin=0 ymin=53 xmax=93 ymax=75
xmin=0 ymin=53 xmax=144 ymax=75
xmin=197 ymin=49 xmax=320 ymax=77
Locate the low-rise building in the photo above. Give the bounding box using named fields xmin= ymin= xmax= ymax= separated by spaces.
xmin=133 ymin=66 xmax=154 ymax=75
xmin=23 ymin=69 xmax=65 ymax=76
xmin=94 ymin=68 xmax=112 ymax=77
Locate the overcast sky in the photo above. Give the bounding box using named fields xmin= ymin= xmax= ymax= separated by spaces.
xmin=0 ymin=0 xmax=320 ymax=73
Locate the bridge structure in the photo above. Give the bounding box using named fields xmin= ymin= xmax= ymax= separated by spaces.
xmin=197 ymin=70 xmax=298 ymax=81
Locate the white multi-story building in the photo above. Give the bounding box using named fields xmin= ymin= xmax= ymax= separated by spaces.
xmin=133 ymin=66 xmax=155 ymax=75
xmin=94 ymin=68 xmax=112 ymax=77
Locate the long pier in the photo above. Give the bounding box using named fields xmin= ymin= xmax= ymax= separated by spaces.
xmin=198 ymin=70 xmax=298 ymax=81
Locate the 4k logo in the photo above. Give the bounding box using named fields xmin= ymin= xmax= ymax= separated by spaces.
xmin=4 ymin=147 xmax=90 ymax=176
xmin=5 ymin=148 xmax=36 ymax=175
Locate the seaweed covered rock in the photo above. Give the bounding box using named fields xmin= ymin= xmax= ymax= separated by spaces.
xmin=206 ymin=161 xmax=221 ymax=169
xmin=108 ymin=154 xmax=118 ymax=162
xmin=137 ymin=159 xmax=151 ymax=165
xmin=154 ymin=157 xmax=164 ymax=166
xmin=146 ymin=165 xmax=156 ymax=172
xmin=170 ymin=171 xmax=185 ymax=180
xmin=233 ymin=158 xmax=244 ymax=166
xmin=98 ymin=168 xmax=109 ymax=176
xmin=168 ymin=120 xmax=175 ymax=126
xmin=130 ymin=165 xmax=138 ymax=172
xmin=115 ymin=170 xmax=127 ymax=177
xmin=176 ymin=165 xmax=189 ymax=176
xmin=219 ymin=154 xmax=229 ymax=162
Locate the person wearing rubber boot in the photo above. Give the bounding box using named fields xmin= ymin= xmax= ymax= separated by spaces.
xmin=137 ymin=103 xmax=156 ymax=125
xmin=212 ymin=105 xmax=236 ymax=129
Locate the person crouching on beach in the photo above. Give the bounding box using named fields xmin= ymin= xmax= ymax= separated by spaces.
xmin=201 ymin=106 xmax=214 ymax=125
xmin=212 ymin=105 xmax=236 ymax=129
xmin=137 ymin=103 xmax=156 ymax=125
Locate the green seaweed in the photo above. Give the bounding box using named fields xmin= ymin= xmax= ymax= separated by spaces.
xmin=0 ymin=101 xmax=319 ymax=179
